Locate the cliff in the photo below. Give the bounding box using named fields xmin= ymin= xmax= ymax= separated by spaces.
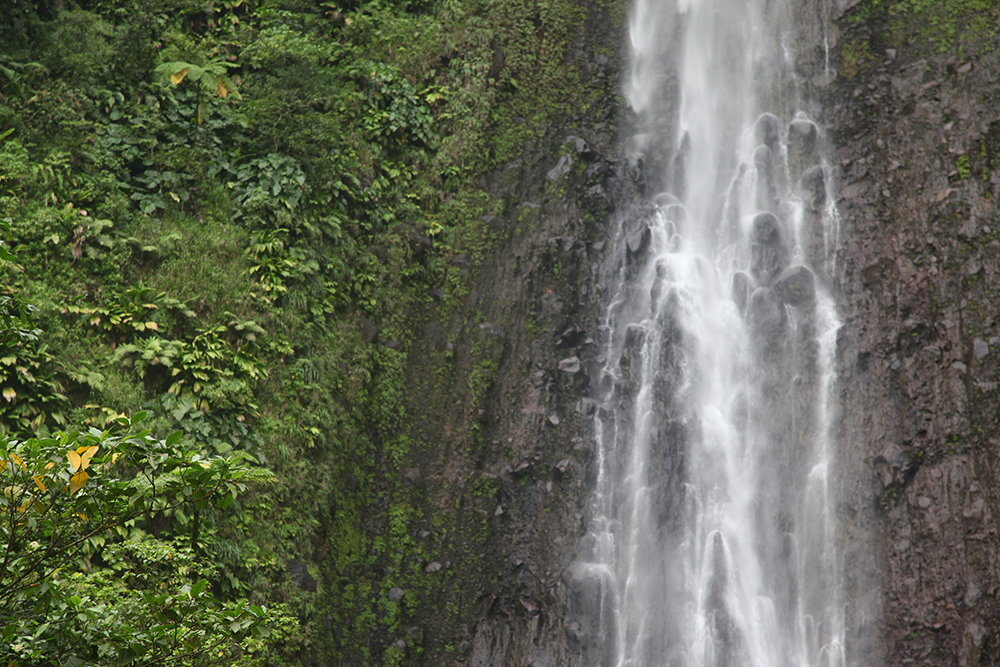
xmin=826 ymin=1 xmax=1000 ymax=664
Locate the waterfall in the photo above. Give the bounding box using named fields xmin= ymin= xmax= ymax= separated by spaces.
xmin=578 ymin=0 xmax=844 ymax=665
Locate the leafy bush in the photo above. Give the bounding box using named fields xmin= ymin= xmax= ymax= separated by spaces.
xmin=0 ymin=414 xmax=287 ymax=666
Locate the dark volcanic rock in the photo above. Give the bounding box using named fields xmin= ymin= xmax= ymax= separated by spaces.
xmin=749 ymin=212 xmax=789 ymax=286
xmin=773 ymin=265 xmax=816 ymax=308
xmin=787 ymin=119 xmax=820 ymax=181
xmin=747 ymin=287 xmax=787 ymax=355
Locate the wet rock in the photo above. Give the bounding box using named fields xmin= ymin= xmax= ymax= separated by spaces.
xmin=654 ymin=192 xmax=680 ymax=208
xmin=749 ymin=212 xmax=789 ymax=285
xmin=516 ymin=597 xmax=540 ymax=617
xmin=559 ymin=325 xmax=587 ymax=347
xmin=754 ymin=144 xmax=773 ymax=172
xmin=619 ymin=324 xmax=647 ymax=392
xmin=667 ymin=233 xmax=682 ymax=252
xmin=663 ymin=203 xmax=687 ymax=226
xmin=425 ymin=561 xmax=443 ymax=573
xmin=787 ymin=119 xmax=820 ymax=180
xmin=754 ymin=112 xmax=781 ymax=150
xmin=623 ymin=323 xmax=646 ymax=353
xmin=541 ymin=291 xmax=563 ymax=319
xmin=748 ymin=287 xmax=788 ymax=352
xmin=388 ymin=587 xmax=405 ymax=602
xmin=394 ymin=223 xmax=433 ymax=256
xmin=773 ymin=265 xmax=816 ymax=308
xmin=564 ymin=562 xmax=615 ymax=650
xmin=565 ymin=135 xmax=590 ymax=155
xmin=798 ymin=165 xmax=826 ymax=211
xmin=358 ymin=318 xmax=378 ymax=343
xmin=554 ymin=458 xmax=572 ymax=477
xmin=559 ymin=356 xmax=581 ymax=373
xmin=626 ymin=224 xmax=652 ymax=258
xmin=800 ymin=207 xmax=826 ymax=279
xmin=754 ymin=145 xmax=777 ymax=210
xmin=732 ymin=271 xmax=751 ymax=316
xmin=479 ymin=322 xmax=505 ymax=337
xmin=651 ymin=277 xmax=666 ymax=310
xmin=547 ymin=154 xmax=574 ymax=181
xmin=287 ymin=559 xmax=317 ymax=592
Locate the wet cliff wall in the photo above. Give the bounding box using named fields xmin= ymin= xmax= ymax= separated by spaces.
xmin=825 ymin=1 xmax=1000 ymax=665
xmin=459 ymin=0 xmax=1000 ymax=665
xmin=377 ymin=2 xmax=636 ymax=666
xmin=431 ymin=0 xmax=1000 ymax=665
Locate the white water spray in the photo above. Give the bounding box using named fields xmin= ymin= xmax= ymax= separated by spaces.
xmin=581 ymin=0 xmax=844 ymax=665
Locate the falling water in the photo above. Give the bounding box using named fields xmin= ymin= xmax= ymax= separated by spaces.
xmin=580 ymin=0 xmax=843 ymax=665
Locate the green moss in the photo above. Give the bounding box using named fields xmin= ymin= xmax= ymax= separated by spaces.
xmin=840 ymin=37 xmax=873 ymax=80
xmin=845 ymin=0 xmax=1000 ymax=59
xmin=957 ymin=154 xmax=972 ymax=179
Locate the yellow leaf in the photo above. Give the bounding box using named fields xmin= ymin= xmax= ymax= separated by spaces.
xmin=112 ymin=452 xmax=121 ymax=464
xmin=146 ymin=321 xmax=159 ymax=331
xmin=70 ymin=470 xmax=89 ymax=494
xmin=32 ymin=476 xmax=46 ymax=493
xmin=77 ymin=445 xmax=99 ymax=470
xmin=217 ymin=80 xmax=228 ymax=98
xmin=170 ymin=68 xmax=190 ymax=85
xmin=10 ymin=453 xmax=25 ymax=472
xmin=67 ymin=450 xmax=82 ymax=472
xmin=75 ymin=511 xmax=88 ymax=520
xmin=45 ymin=462 xmax=55 ymax=469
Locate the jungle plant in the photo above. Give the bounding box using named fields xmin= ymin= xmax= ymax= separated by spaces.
xmin=156 ymin=60 xmax=242 ymax=126
xmin=0 ymin=413 xmax=287 ymax=666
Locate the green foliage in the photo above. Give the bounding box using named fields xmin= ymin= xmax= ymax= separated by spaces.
xmin=846 ymin=0 xmax=1000 ymax=58
xmin=0 ymin=338 xmax=69 ymax=436
xmin=157 ymin=60 xmax=242 ymax=125
xmin=114 ymin=318 xmax=268 ymax=415
xmin=230 ymin=154 xmax=308 ymax=227
xmin=362 ymin=61 xmax=436 ymax=149
xmin=0 ymin=414 xmax=285 ymax=666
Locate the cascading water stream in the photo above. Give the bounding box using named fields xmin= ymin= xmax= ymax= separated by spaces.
xmin=581 ymin=0 xmax=844 ymax=665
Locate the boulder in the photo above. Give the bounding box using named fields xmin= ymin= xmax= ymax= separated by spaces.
xmin=626 ymin=224 xmax=652 ymax=258
xmin=798 ymin=165 xmax=826 ymax=211
xmin=749 ymin=212 xmax=789 ymax=285
xmin=754 ymin=112 xmax=781 ymax=150
xmin=773 ymin=265 xmax=816 ymax=307
xmin=787 ymin=119 xmax=820 ymax=180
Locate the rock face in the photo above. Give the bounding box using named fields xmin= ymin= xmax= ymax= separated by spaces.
xmin=385 ymin=0 xmax=632 ymax=663
xmin=819 ymin=2 xmax=1000 ymax=665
